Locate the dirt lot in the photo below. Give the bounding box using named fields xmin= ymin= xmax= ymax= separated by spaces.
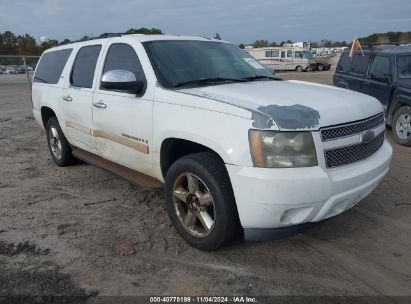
xmin=1 ymin=72 xmax=410 ymax=302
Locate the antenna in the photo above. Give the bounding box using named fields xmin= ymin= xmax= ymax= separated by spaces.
xmin=214 ymin=33 xmax=221 ymax=40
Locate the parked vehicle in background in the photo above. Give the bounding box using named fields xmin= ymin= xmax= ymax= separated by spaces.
xmin=32 ymin=34 xmax=392 ymax=250
xmin=0 ymin=65 xmax=5 ymax=74
xmin=246 ymin=45 xmax=331 ymax=72
xmin=5 ymin=66 xmax=17 ymax=74
xmin=333 ymin=45 xmax=411 ymax=146
xmin=245 ymin=45 xmax=314 ymax=72
xmin=17 ymin=65 xmax=26 ymax=74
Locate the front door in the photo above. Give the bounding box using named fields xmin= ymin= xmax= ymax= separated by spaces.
xmin=92 ymin=42 xmax=154 ymax=174
xmin=62 ymin=44 xmax=102 ymax=153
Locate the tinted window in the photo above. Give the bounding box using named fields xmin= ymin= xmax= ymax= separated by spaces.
xmin=102 ymin=43 xmax=145 ymax=82
xmin=33 ymin=49 xmax=72 ymax=84
xmin=281 ymin=51 xmax=285 ymax=58
xmin=70 ymin=45 xmax=101 ymax=88
xmin=351 ymin=54 xmax=370 ymax=75
xmin=336 ymin=53 xmax=352 ymax=73
xmin=287 ymin=50 xmax=293 ymax=58
xmin=295 ymin=51 xmax=302 ymax=59
xmin=397 ymin=55 xmax=411 ymax=79
xmin=265 ymin=51 xmax=271 ymax=58
xmin=368 ymin=56 xmax=390 ymax=79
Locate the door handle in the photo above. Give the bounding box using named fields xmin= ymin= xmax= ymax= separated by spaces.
xmin=62 ymin=95 xmax=72 ymax=102
xmin=93 ymin=101 xmax=107 ymax=109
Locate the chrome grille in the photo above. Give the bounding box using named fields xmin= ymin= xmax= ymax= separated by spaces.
xmin=325 ymin=132 xmax=385 ymax=168
xmin=321 ymin=113 xmax=384 ymax=141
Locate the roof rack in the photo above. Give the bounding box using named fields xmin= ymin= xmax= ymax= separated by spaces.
xmin=61 ymin=33 xmax=124 ymax=45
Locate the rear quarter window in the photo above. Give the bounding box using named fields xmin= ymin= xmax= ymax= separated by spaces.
xmin=33 ymin=49 xmax=72 ymax=84
xmin=336 ymin=53 xmax=351 ymax=73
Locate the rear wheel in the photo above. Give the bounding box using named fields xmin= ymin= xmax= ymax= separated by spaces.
xmin=393 ymin=105 xmax=411 ymax=146
xmin=46 ymin=117 xmax=76 ymax=166
xmin=317 ymin=64 xmax=324 ymax=71
xmin=164 ymin=152 xmax=240 ymax=251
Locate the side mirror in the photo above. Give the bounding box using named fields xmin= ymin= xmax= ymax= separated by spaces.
xmin=101 ymin=70 xmax=146 ymax=95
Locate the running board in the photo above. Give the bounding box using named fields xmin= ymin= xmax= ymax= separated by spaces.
xmin=72 ymin=148 xmax=162 ymax=189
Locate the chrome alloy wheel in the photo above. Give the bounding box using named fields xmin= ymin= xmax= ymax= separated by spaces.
xmin=173 ymin=173 xmax=216 ymax=237
xmin=48 ymin=126 xmax=62 ymax=159
xmin=396 ymin=113 xmax=411 ymax=140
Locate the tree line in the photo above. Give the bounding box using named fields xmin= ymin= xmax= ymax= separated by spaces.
xmin=240 ymin=31 xmax=411 ymax=49
xmin=1 ymin=29 xmax=410 ymax=55
xmin=0 ymin=28 xmax=163 ymax=55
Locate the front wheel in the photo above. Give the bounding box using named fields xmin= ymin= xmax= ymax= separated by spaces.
xmin=317 ymin=64 xmax=324 ymax=71
xmin=393 ymin=105 xmax=411 ymax=146
xmin=164 ymin=152 xmax=241 ymax=251
xmin=295 ymin=66 xmax=303 ymax=72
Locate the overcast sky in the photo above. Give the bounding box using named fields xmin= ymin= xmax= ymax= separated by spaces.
xmin=1 ymin=0 xmax=410 ymax=44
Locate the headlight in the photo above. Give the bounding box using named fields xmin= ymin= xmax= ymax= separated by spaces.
xmin=249 ymin=130 xmax=318 ymax=168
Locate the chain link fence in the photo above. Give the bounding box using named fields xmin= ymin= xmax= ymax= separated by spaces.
xmin=0 ymin=55 xmax=41 ymax=88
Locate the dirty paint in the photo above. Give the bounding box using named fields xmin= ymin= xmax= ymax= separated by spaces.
xmin=257 ymin=104 xmax=320 ymax=129
xmin=251 ymin=111 xmax=274 ymax=129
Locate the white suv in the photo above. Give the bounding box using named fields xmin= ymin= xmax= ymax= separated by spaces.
xmin=32 ymin=34 xmax=393 ymax=250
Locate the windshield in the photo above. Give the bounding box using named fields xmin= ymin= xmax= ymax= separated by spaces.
xmin=302 ymin=51 xmax=314 ymax=60
xmin=143 ymin=40 xmax=274 ymax=89
xmin=397 ymin=55 xmax=411 ymax=79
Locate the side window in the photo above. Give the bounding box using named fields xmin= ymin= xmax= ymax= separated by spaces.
xmin=102 ymin=43 xmax=146 ymax=83
xmin=33 ymin=49 xmax=72 ymax=84
xmin=265 ymin=50 xmax=279 ymax=58
xmin=271 ymin=50 xmax=279 ymax=57
xmin=281 ymin=51 xmax=285 ymax=59
xmin=70 ymin=45 xmax=101 ymax=88
xmin=295 ymin=51 xmax=302 ymax=59
xmin=350 ymin=54 xmax=370 ymax=75
xmin=287 ymin=50 xmax=293 ymax=58
xmin=336 ymin=53 xmax=352 ymax=73
xmin=368 ymin=56 xmax=390 ymax=80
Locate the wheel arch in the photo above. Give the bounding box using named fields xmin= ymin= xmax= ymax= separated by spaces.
xmin=160 ymin=138 xmax=227 ymax=180
xmin=387 ymin=95 xmax=411 ymax=125
xmin=40 ymin=106 xmax=57 ymax=129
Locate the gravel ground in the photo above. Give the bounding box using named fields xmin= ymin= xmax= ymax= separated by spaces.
xmin=0 ymin=72 xmax=410 ymax=302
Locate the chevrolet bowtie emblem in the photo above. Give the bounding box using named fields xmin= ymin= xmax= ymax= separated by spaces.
xmin=361 ymin=130 xmax=375 ymax=144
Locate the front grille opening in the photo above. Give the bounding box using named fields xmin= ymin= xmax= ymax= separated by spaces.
xmin=321 ymin=113 xmax=384 ymax=141
xmin=325 ymin=132 xmax=385 ymax=168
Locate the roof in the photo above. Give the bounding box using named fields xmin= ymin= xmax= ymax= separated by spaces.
xmin=44 ymin=34 xmax=227 ymax=53
xmin=343 ymin=44 xmax=411 ymax=55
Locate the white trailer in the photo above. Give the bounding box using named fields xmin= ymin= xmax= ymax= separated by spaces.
xmin=245 ymin=45 xmax=315 ymax=72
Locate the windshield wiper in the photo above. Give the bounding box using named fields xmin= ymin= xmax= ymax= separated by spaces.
xmin=242 ymin=75 xmax=281 ymax=81
xmin=174 ymin=77 xmax=248 ymax=88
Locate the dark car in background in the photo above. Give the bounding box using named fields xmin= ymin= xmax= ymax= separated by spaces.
xmin=333 ymin=45 xmax=411 ymax=146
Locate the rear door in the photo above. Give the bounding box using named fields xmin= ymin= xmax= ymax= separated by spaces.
xmin=62 ymin=44 xmax=102 ymax=153
xmin=362 ymin=55 xmax=393 ymax=107
xmin=347 ymin=54 xmax=370 ymax=92
xmin=92 ymin=41 xmax=154 ymax=174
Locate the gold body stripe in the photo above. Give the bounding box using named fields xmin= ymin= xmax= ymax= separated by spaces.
xmin=65 ymin=121 xmax=149 ymax=154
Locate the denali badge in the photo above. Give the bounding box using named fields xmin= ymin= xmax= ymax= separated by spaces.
xmin=361 ymin=130 xmax=375 ymax=144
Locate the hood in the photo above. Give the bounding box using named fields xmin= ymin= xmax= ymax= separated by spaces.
xmin=179 ymin=80 xmax=383 ymax=130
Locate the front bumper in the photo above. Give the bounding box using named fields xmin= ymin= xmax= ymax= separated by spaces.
xmin=226 ymin=139 xmax=392 ymax=232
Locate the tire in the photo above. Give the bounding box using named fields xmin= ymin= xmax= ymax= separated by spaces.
xmin=295 ymin=66 xmax=303 ymax=73
xmin=317 ymin=64 xmax=324 ymax=71
xmin=46 ymin=116 xmax=76 ymax=166
xmin=164 ymin=152 xmax=241 ymax=251
xmin=392 ymin=105 xmax=411 ymax=146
